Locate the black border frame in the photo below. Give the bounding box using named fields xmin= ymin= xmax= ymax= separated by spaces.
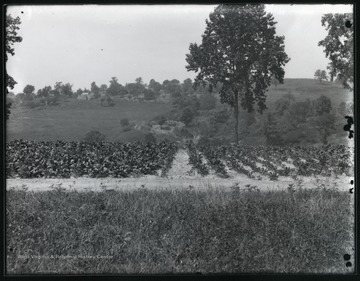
xmin=1 ymin=0 xmax=358 ymax=280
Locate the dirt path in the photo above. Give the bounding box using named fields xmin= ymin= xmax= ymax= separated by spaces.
xmin=6 ymin=149 xmax=353 ymax=193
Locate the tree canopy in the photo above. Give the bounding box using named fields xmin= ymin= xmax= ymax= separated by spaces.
xmin=6 ymin=14 xmax=23 ymax=119
xmin=23 ymin=85 xmax=35 ymax=96
xmin=186 ymin=4 xmax=290 ymax=141
xmin=6 ymin=14 xmax=23 ymax=90
xmin=318 ymin=13 xmax=353 ymax=90
xmin=107 ymin=77 xmax=126 ymax=96
xmin=314 ymin=69 xmax=328 ymax=84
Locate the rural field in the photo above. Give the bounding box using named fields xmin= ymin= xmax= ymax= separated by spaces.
xmin=6 ymin=139 xmax=355 ymax=274
xmin=6 ymin=98 xmax=172 ymax=142
xmin=6 ymin=79 xmax=352 ymax=143
xmin=6 ymin=3 xmax=355 ymax=276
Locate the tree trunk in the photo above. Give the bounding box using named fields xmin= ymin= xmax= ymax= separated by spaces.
xmin=234 ymin=90 xmax=239 ymax=143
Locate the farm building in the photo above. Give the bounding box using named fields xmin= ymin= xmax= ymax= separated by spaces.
xmin=77 ymin=92 xmax=90 ymax=100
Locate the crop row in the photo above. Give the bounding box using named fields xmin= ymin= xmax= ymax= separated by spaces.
xmin=192 ymin=143 xmax=353 ymax=179
xmin=6 ymin=140 xmax=178 ymax=178
xmin=186 ymin=141 xmax=209 ymax=176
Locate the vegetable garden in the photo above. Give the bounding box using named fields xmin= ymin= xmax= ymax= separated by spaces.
xmin=6 ymin=139 xmax=353 ymax=179
xmin=186 ymin=142 xmax=353 ymax=179
xmin=6 ymin=140 xmax=178 ymax=178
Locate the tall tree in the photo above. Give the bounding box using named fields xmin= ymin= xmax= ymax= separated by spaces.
xmin=148 ymin=79 xmax=162 ymax=96
xmin=314 ymin=69 xmax=328 ymax=84
xmin=61 ymin=83 xmax=73 ymax=97
xmin=318 ymin=13 xmax=353 ymax=90
xmin=91 ymin=82 xmax=100 ymax=98
xmin=53 ymin=82 xmax=72 ymax=98
xmin=6 ymin=14 xmax=23 ymax=119
xmin=23 ymin=85 xmax=35 ymax=96
xmin=182 ymin=78 xmax=194 ymax=96
xmin=126 ymin=78 xmax=146 ymax=99
xmin=107 ymin=77 xmax=126 ymax=96
xmin=186 ymin=4 xmax=290 ymax=142
xmin=135 ymin=77 xmax=143 ymax=85
xmin=54 ymin=82 xmax=63 ymax=93
xmin=76 ymin=88 xmax=83 ymax=97
xmin=37 ymin=86 xmax=52 ymax=98
xmin=162 ymin=79 xmax=181 ymax=98
xmin=99 ymin=84 xmax=108 ymax=94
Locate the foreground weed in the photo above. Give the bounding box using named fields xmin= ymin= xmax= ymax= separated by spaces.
xmin=6 ymin=187 xmax=353 ymax=274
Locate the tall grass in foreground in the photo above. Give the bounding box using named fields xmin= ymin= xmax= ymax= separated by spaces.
xmin=6 ymin=186 xmax=353 ymax=274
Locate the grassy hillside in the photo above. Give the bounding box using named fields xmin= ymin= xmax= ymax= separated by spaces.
xmin=266 ymin=78 xmax=352 ymax=108
xmin=6 ymin=79 xmax=353 ymax=142
xmin=7 ymin=98 xmax=172 ymax=142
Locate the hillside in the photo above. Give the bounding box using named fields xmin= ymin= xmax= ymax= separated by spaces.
xmin=7 ymin=97 xmax=172 ymax=141
xmin=6 ymin=78 xmax=353 ymax=143
xmin=265 ymin=78 xmax=352 ymax=107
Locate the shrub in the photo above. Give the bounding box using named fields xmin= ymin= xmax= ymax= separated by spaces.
xmin=84 ymin=131 xmax=106 ymax=142
xmin=180 ymin=108 xmax=194 ymax=126
xmin=121 ymin=118 xmax=129 ymax=127
xmin=107 ymin=96 xmax=115 ymax=107
xmin=121 ymin=118 xmax=131 ymax=131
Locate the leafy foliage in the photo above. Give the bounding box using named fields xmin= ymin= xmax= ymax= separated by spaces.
xmin=23 ymin=85 xmax=35 ymax=96
xmin=186 ymin=141 xmax=209 ymax=176
xmin=121 ymin=118 xmax=131 ymax=131
xmin=180 ymin=108 xmax=195 ymax=126
xmin=186 ymin=4 xmax=290 ymax=141
xmin=314 ymin=69 xmax=328 ymax=84
xmin=90 ymin=82 xmax=100 ymax=98
xmin=187 ymin=143 xmax=352 ymax=179
xmin=144 ymin=89 xmax=156 ymax=100
xmin=107 ymin=77 xmax=127 ymax=96
xmin=83 ymin=131 xmax=106 ymax=143
xmin=274 ymin=92 xmax=294 ymax=116
xmin=6 ymin=140 xmax=178 ymax=178
xmin=6 ymin=14 xmax=23 ymax=119
xmin=314 ymin=95 xmax=332 ymax=116
xmin=5 ymin=14 xmax=23 ymax=61
xmin=318 ymin=13 xmax=353 ymax=89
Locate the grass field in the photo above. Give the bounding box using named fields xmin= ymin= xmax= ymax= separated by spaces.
xmin=6 ymin=185 xmax=354 ymax=274
xmin=266 ymin=78 xmax=353 ymax=107
xmin=6 ymin=98 xmax=172 ymax=142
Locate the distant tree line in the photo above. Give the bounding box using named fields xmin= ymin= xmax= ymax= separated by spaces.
xmin=10 ymin=76 xmax=221 ymax=111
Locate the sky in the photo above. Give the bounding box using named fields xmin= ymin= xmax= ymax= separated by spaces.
xmin=6 ymin=4 xmax=353 ymax=94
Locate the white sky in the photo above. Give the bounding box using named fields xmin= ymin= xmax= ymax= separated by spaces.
xmin=6 ymin=4 xmax=353 ymax=94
